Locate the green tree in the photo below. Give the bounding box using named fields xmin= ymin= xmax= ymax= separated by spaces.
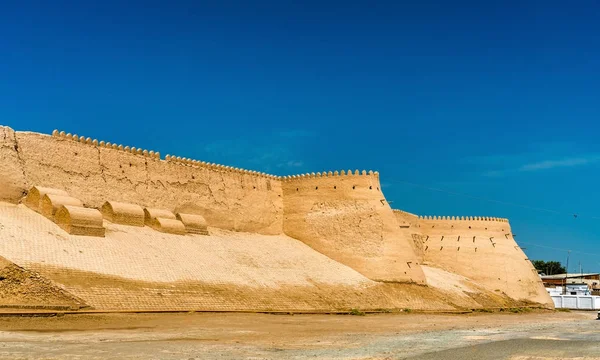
xmin=532 ymin=260 xmax=566 ymax=275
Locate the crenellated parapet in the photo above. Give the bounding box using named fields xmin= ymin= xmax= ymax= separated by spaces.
xmin=281 ymin=167 xmax=425 ymax=284
xmin=280 ymin=169 xmax=382 ymax=195
xmin=281 ymin=169 xmax=379 ymax=181
xmin=417 ymin=215 xmax=509 ymax=222
xmin=52 ymin=129 xmax=280 ymax=180
xmin=163 ymin=154 xmax=279 ymax=180
xmin=52 ymin=129 xmax=161 ymax=159
xmin=51 ymin=128 xmax=381 ymax=183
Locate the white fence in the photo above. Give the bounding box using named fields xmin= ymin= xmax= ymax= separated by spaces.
xmin=551 ymin=295 xmax=600 ymax=310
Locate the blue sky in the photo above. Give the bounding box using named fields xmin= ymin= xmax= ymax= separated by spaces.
xmin=2 ymin=1 xmax=600 ymax=272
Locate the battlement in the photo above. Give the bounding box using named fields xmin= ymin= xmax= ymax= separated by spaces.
xmin=52 ymin=129 xmax=161 ymax=159
xmin=52 ymin=129 xmax=279 ymax=180
xmin=164 ymin=154 xmax=279 ymax=180
xmin=51 ymin=128 xmax=385 ymax=183
xmin=281 ymin=169 xmax=379 ymax=181
xmin=418 ymin=215 xmax=509 ymax=223
xmin=281 ymin=169 xmax=382 ymax=196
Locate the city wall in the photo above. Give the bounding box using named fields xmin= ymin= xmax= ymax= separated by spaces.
xmin=0 ymin=126 xmax=554 ymax=306
xmin=1 ymin=127 xmax=283 ymax=234
xmin=0 ymin=126 xmax=27 ymax=202
xmin=0 ymin=126 xmax=427 ymax=284
xmin=406 ymin=216 xmax=552 ymax=306
xmin=281 ymin=172 xmax=426 ymax=284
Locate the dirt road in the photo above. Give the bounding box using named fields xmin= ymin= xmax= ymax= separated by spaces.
xmin=0 ymin=310 xmax=597 ymax=359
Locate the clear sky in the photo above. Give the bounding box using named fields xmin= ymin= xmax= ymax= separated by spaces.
xmin=2 ymin=1 xmax=599 ymax=272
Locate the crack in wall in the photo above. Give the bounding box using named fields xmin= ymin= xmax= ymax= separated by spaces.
xmin=11 ymin=131 xmax=29 ymax=196
xmin=96 ymin=146 xmax=107 ymax=184
xmin=34 ymin=163 xmax=98 ymax=180
xmin=144 ymin=160 xmax=149 ymax=190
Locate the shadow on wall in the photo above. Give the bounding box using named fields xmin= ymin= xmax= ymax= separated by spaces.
xmin=23 ymin=185 xmax=210 ymax=238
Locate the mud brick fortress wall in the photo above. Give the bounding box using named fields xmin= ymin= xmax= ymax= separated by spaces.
xmin=1 ymin=127 xmax=283 ymax=235
xmin=282 ymin=172 xmax=425 ymax=284
xmin=0 ymin=125 xmax=551 ymax=307
xmin=394 ymin=211 xmax=549 ymax=305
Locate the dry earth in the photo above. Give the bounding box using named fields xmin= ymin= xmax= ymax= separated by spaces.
xmin=0 ymin=310 xmax=596 ymax=359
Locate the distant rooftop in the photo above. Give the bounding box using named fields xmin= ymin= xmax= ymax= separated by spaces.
xmin=540 ymin=273 xmax=599 ymax=279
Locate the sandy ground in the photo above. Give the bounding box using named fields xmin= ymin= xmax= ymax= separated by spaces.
xmin=0 ymin=310 xmax=596 ymax=359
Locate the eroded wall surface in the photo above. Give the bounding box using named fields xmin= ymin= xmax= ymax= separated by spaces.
xmin=393 ymin=209 xmax=424 ymax=263
xmin=282 ymin=172 xmax=426 ymax=284
xmin=415 ymin=216 xmax=553 ymax=306
xmin=12 ymin=131 xmax=283 ymax=234
xmin=0 ymin=126 xmax=27 ymax=202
